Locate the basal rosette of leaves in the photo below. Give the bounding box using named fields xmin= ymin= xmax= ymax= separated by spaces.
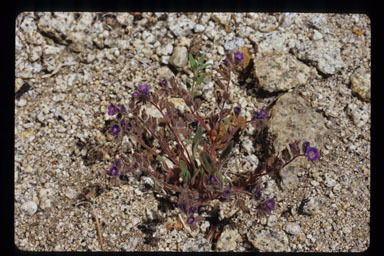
xmin=105 ymin=51 xmax=320 ymax=230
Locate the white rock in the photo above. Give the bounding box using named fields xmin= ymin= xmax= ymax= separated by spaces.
xmin=17 ymin=99 xmax=27 ymax=107
xmin=284 ymin=222 xmax=301 ymax=235
xmin=216 ymin=227 xmax=242 ymax=251
xmin=194 ymin=24 xmax=205 ymax=33
xmin=142 ymin=31 xmax=155 ymax=44
xmin=169 ymin=17 xmax=195 ymax=37
xmin=324 ymin=177 xmax=337 ymax=187
xmin=224 ymin=37 xmax=245 ymax=51
xmin=156 ymin=43 xmax=173 ymax=56
xmin=21 ymin=201 xmax=38 ymax=216
xmin=169 ymin=46 xmax=188 ymax=68
xmin=312 ymin=29 xmax=323 ymax=40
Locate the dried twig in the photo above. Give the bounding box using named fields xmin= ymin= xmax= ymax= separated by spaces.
xmin=75 ymin=201 xmax=104 ymax=251
xmin=178 ymin=213 xmax=198 ymax=237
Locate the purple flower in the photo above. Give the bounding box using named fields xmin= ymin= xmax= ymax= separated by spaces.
xmin=126 ymin=121 xmax=132 ymax=131
xmin=223 ymin=188 xmax=231 ymax=200
xmin=254 ymin=189 xmax=262 ymax=200
xmin=306 ymin=146 xmax=320 ymax=161
xmin=264 ymin=198 xmax=275 ymax=212
xmin=210 ymin=175 xmax=218 ymax=183
xmin=189 ymin=206 xmax=197 ymax=213
xmin=234 ymin=106 xmax=241 ymax=117
xmin=252 ymin=108 xmax=268 ymax=120
xmin=109 ymin=166 xmax=119 ymax=176
xmin=132 ymin=91 xmax=139 ymax=98
xmin=114 ymin=158 xmax=121 ymax=166
xmin=159 ymin=79 xmax=167 ymax=86
xmin=302 ymin=141 xmax=310 ymax=154
xmin=120 ymin=104 xmax=127 ymax=114
xmin=186 ymin=215 xmax=195 ymax=225
xmin=179 ymin=201 xmax=187 ymax=212
xmin=138 ymin=83 xmax=150 ymax=96
xmin=111 ymin=124 xmax=121 ymax=135
xmin=252 ymin=109 xmax=267 ymax=120
xmin=234 ymin=51 xmax=244 ymax=64
xmin=108 ymin=104 xmax=119 ymax=116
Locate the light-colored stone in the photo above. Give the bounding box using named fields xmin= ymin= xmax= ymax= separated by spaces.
xmin=247 ymin=229 xmax=289 ymax=252
xmin=293 ymin=39 xmax=345 ymax=75
xmin=254 ymin=53 xmax=314 ymax=92
xmin=180 ymin=237 xmax=211 ymax=252
xmin=21 ymin=201 xmax=38 ymax=216
xmin=267 ymin=92 xmax=328 ymax=155
xmin=168 ymin=17 xmax=195 ymax=37
xmin=169 ymin=46 xmax=188 ymax=68
xmin=350 ymin=67 xmax=371 ymax=102
xmin=216 ymin=227 xmax=242 ymax=251
xmin=284 ymin=222 xmax=301 ymax=235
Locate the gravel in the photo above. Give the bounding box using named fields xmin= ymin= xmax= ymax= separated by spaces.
xmin=15 ymin=12 xmax=370 ymax=252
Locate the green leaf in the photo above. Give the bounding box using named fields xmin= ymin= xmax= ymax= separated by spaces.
xmin=220 ymin=140 xmax=234 ymax=161
xmin=197 ymin=55 xmax=205 ymax=66
xmin=180 ymin=160 xmax=190 ymax=183
xmin=192 ymin=126 xmax=202 ymax=154
xmin=189 ymin=54 xmax=196 ymax=70
xmin=200 ymin=151 xmax=217 ymax=173
xmin=223 ymin=118 xmax=231 ymax=126
xmin=217 ymin=172 xmax=224 ymax=184
xmin=156 ymin=156 xmax=163 ymax=161
xmin=196 ymin=73 xmax=207 ymax=85
xmin=197 ymin=63 xmax=212 ymax=70
xmin=186 ymin=79 xmax=191 ymax=91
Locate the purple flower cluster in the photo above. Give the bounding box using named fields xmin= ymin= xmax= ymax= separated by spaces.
xmin=234 ymin=51 xmax=244 ymax=65
xmin=133 ymin=83 xmax=150 ymax=99
xmin=223 ymin=188 xmax=231 ymax=200
xmin=252 ymin=108 xmax=268 ymax=120
xmin=234 ymin=106 xmax=241 ymax=117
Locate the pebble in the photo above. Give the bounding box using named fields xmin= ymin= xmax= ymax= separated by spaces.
xmin=17 ymin=99 xmax=27 ymax=107
xmin=301 ymin=197 xmax=321 ymax=215
xmin=38 ymin=187 xmax=55 ymax=210
xmin=280 ymin=167 xmax=300 ymax=190
xmin=223 ymin=37 xmax=245 ymax=51
xmin=180 ymin=237 xmax=211 ymax=252
xmin=247 ymin=229 xmax=289 ymax=252
xmin=168 ymin=17 xmax=195 ymax=37
xmin=324 ymin=177 xmax=337 ymax=188
xmin=169 ymin=46 xmax=188 ymax=68
xmin=20 ymin=201 xmax=38 ymax=216
xmin=216 ymin=227 xmax=242 ymax=251
xmin=194 ymin=24 xmax=205 ymax=33
xmin=284 ymin=222 xmax=301 ymax=235
xmin=312 ymin=29 xmax=323 ymax=40
xmin=350 ymin=67 xmax=371 ymax=102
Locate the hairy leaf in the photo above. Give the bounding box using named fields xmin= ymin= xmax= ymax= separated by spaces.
xmin=180 ymin=160 xmax=191 ymax=183
xmin=281 ymin=148 xmax=291 ymax=162
xmin=197 ymin=55 xmax=205 ymax=66
xmin=192 ymin=126 xmax=202 ymax=154
xmin=189 ymin=54 xmax=196 ymax=70
xmin=220 ymin=140 xmax=233 ymax=161
xmin=200 ymin=151 xmax=216 ymax=173
xmin=289 ymin=140 xmax=301 ymax=157
xmin=217 ymin=171 xmax=224 ymax=184
xmin=196 ymin=73 xmax=207 ymax=85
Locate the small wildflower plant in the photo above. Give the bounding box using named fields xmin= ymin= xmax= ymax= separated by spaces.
xmin=105 ymin=51 xmax=320 ymax=230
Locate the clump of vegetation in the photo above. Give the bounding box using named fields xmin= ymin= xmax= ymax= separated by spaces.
xmin=105 ymin=51 xmax=320 ymax=230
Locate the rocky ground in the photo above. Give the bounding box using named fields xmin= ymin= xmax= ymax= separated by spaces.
xmin=15 ymin=12 xmax=370 ymax=252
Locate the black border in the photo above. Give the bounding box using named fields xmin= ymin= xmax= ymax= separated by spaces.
xmin=6 ymin=0 xmax=374 ymax=256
